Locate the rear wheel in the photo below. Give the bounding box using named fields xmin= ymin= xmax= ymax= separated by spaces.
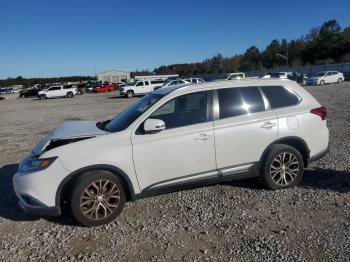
xmin=337 ymin=78 xmax=342 ymax=84
xmin=70 ymin=171 xmax=126 ymax=226
xmin=126 ymin=90 xmax=134 ymax=98
xmin=260 ymin=144 xmax=304 ymax=190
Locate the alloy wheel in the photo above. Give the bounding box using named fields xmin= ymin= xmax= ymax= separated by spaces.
xmin=270 ymin=152 xmax=300 ymax=186
xmin=80 ymin=179 xmax=121 ymax=220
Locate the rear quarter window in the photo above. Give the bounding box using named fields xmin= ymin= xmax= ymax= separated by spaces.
xmin=261 ymin=86 xmax=300 ymax=109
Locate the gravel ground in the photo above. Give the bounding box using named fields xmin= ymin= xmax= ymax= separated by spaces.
xmin=0 ymin=83 xmax=349 ymax=261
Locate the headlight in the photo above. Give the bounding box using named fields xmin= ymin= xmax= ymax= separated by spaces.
xmin=19 ymin=157 xmax=57 ymax=172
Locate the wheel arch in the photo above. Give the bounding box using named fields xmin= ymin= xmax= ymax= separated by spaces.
xmin=55 ymin=164 xmax=136 ymax=211
xmin=258 ymin=136 xmax=310 ymax=171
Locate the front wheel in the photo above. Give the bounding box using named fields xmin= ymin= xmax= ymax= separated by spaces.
xmin=126 ymin=90 xmax=134 ymax=98
xmin=337 ymin=78 xmax=342 ymax=84
xmin=66 ymin=92 xmax=74 ymax=98
xmin=319 ymin=80 xmax=325 ymax=85
xmin=70 ymin=171 xmax=126 ymax=226
xmin=260 ymin=144 xmax=304 ymax=190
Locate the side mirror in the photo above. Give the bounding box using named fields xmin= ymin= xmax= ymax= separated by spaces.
xmin=144 ymin=119 xmax=165 ymax=133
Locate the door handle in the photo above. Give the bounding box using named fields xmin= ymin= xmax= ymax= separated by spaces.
xmin=194 ymin=133 xmax=211 ymax=140
xmin=261 ymin=122 xmax=277 ymax=129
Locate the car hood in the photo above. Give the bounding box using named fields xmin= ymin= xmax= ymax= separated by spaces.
xmin=32 ymin=121 xmax=108 ymax=156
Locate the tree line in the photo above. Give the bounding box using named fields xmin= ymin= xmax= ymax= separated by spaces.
xmin=0 ymin=76 xmax=95 ymax=88
xmin=152 ymin=19 xmax=350 ymax=76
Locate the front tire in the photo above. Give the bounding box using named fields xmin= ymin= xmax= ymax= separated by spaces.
xmin=66 ymin=92 xmax=74 ymax=98
xmin=337 ymin=78 xmax=342 ymax=84
xmin=319 ymin=80 xmax=325 ymax=85
xmin=126 ymin=90 xmax=134 ymax=98
xmin=70 ymin=171 xmax=126 ymax=226
xmin=39 ymin=94 xmax=47 ymax=100
xmin=260 ymin=144 xmax=304 ymax=190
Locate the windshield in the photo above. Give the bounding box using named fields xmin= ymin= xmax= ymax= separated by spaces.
xmin=316 ymin=72 xmax=326 ymax=77
xmin=105 ymin=94 xmax=164 ymax=132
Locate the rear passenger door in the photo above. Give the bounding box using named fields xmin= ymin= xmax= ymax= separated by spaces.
xmin=213 ymin=86 xmax=278 ymax=172
xmin=259 ymin=85 xmax=302 ymax=140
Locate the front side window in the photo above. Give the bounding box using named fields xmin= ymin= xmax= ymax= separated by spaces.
xmin=218 ymin=86 xmax=265 ymax=119
xmin=150 ymin=91 xmax=208 ymax=129
xmin=105 ymin=94 xmax=164 ymax=132
xmin=261 ymin=86 xmax=300 ymax=109
xmin=136 ymin=82 xmax=143 ymax=87
xmin=49 ymin=86 xmax=61 ymax=91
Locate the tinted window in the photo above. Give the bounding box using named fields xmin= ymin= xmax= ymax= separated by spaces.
xmin=49 ymin=86 xmax=61 ymax=91
xmin=150 ymin=91 xmax=207 ymax=129
xmin=136 ymin=82 xmax=143 ymax=87
xmin=63 ymin=85 xmax=73 ymax=89
xmin=145 ymin=81 xmax=149 ymax=86
xmin=261 ymin=86 xmax=300 ymax=109
xmin=151 ymin=80 xmax=164 ymax=84
xmin=218 ymin=86 xmax=265 ymax=119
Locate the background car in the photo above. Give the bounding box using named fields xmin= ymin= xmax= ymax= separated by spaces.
xmin=287 ymin=72 xmax=308 ymax=85
xmin=261 ymin=72 xmax=292 ymax=79
xmin=0 ymin=87 xmax=12 ymax=95
xmin=161 ymin=79 xmax=190 ymax=88
xmin=19 ymin=87 xmax=41 ymax=97
xmin=38 ymin=85 xmax=77 ymax=99
xmin=183 ymin=78 xmax=206 ymax=84
xmin=94 ymin=83 xmax=117 ymax=93
xmin=86 ymin=82 xmax=101 ymax=93
xmin=225 ymin=72 xmax=246 ymax=80
xmin=306 ymin=71 xmax=344 ymax=85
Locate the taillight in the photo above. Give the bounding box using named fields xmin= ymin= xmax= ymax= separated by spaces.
xmin=311 ymin=106 xmax=327 ymax=120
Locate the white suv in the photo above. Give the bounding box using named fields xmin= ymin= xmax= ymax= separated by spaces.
xmin=307 ymin=71 xmax=344 ymax=85
xmin=14 ymin=79 xmax=329 ymax=226
xmin=38 ymin=85 xmax=77 ymax=99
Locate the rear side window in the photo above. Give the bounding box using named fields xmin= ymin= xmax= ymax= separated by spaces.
xmin=218 ymin=86 xmax=265 ymax=119
xmin=261 ymin=86 xmax=300 ymax=109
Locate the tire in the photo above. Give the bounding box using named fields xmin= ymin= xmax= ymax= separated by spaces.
xmin=260 ymin=144 xmax=304 ymax=190
xmin=319 ymin=80 xmax=325 ymax=85
xmin=126 ymin=90 xmax=134 ymax=98
xmin=337 ymin=78 xmax=342 ymax=84
xmin=70 ymin=170 xmax=126 ymax=227
xmin=66 ymin=92 xmax=74 ymax=98
xmin=39 ymin=94 xmax=47 ymax=100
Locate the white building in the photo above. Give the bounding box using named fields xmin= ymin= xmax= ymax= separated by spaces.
xmin=97 ymin=70 xmax=130 ymax=83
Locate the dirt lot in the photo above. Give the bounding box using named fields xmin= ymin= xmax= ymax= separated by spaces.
xmin=0 ymin=83 xmax=349 ymax=261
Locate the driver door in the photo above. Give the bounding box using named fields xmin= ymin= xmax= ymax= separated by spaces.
xmin=131 ymin=91 xmax=217 ymax=191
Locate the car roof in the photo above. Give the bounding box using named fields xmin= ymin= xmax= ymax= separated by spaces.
xmin=152 ymin=79 xmax=295 ymax=96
